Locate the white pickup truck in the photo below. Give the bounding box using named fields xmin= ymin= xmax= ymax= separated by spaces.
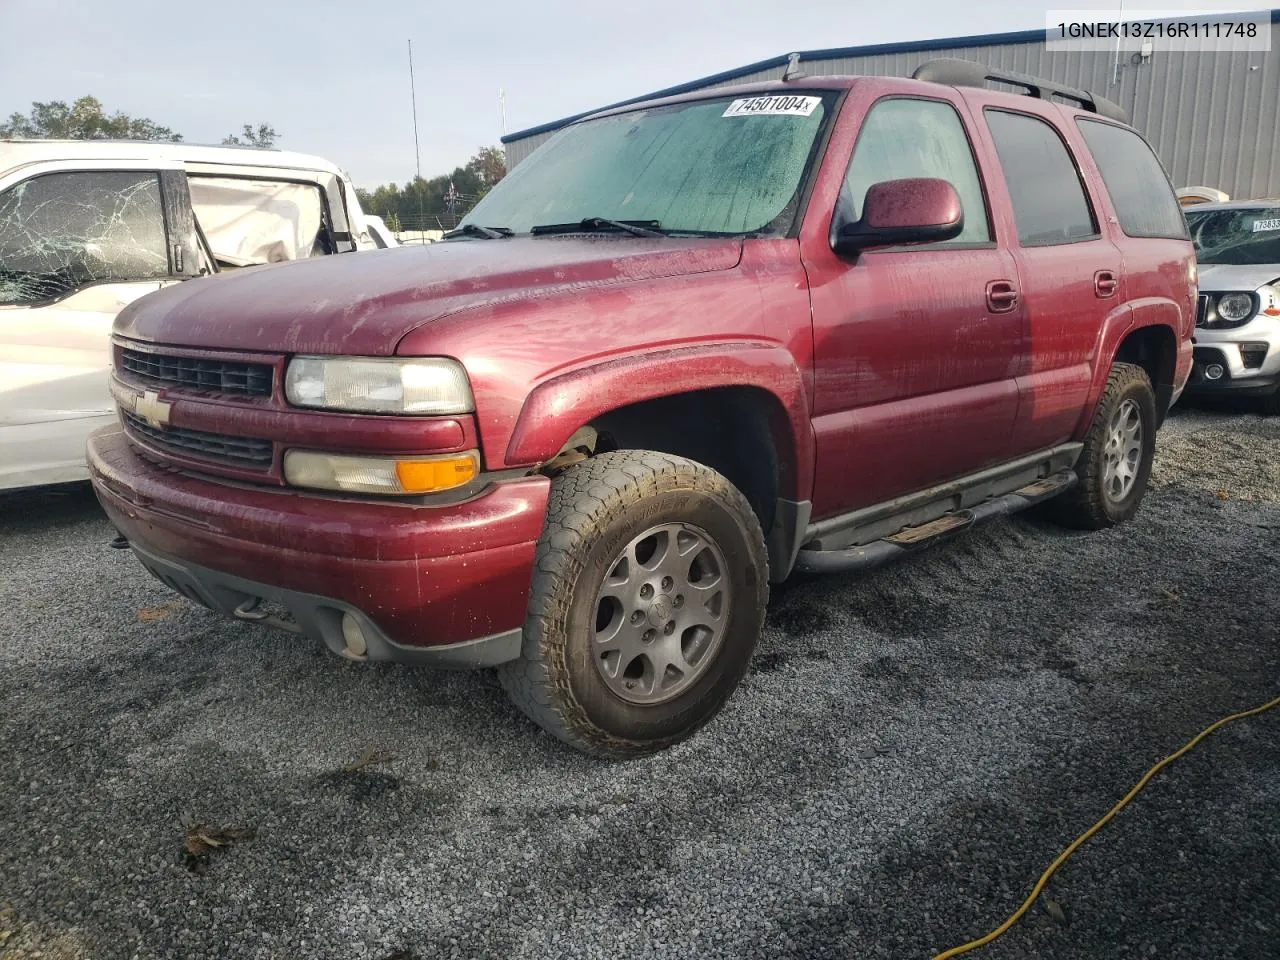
xmin=0 ymin=140 xmax=387 ymax=490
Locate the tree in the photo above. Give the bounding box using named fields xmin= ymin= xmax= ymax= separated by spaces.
xmin=465 ymin=146 xmax=507 ymax=191
xmin=0 ymin=96 xmax=182 ymax=141
xmin=356 ymin=147 xmax=507 ymax=231
xmin=222 ymin=123 xmax=278 ymax=148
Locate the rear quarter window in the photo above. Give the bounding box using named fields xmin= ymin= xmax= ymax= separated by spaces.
xmin=1076 ymin=119 xmax=1187 ymax=240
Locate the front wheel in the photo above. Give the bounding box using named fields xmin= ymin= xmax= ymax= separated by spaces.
xmin=1049 ymin=362 xmax=1157 ymax=529
xmin=498 ymin=450 xmax=768 ymax=757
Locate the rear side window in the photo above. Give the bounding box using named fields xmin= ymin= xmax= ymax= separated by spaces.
xmin=0 ymin=170 xmax=169 ymax=306
xmin=837 ymin=97 xmax=991 ymax=243
xmin=188 ymin=176 xmax=331 ymax=268
xmin=985 ymin=110 xmax=1097 ymax=246
xmin=1076 ymin=119 xmax=1187 ymax=239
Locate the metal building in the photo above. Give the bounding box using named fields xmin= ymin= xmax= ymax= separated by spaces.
xmin=502 ymin=11 xmax=1280 ymax=200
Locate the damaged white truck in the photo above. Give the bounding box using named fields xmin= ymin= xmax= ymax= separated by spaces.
xmin=0 ymin=140 xmax=386 ymax=490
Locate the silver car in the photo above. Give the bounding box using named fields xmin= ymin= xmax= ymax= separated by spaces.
xmin=1184 ymin=201 xmax=1280 ymax=413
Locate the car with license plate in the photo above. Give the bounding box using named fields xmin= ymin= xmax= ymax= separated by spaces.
xmin=1183 ymin=200 xmax=1280 ymax=412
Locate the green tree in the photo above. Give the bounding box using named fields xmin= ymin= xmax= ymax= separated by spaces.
xmin=465 ymin=146 xmax=507 ymax=191
xmin=357 ymin=147 xmax=506 ymax=231
xmin=0 ymin=96 xmax=182 ymax=141
xmin=222 ymin=123 xmax=278 ymax=148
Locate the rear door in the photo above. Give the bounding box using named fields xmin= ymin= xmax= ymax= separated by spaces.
xmin=804 ymin=91 xmax=1025 ymax=517
xmin=975 ymin=103 xmax=1125 ymax=452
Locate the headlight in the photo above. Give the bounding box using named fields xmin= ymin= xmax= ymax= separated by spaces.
xmin=283 ymin=449 xmax=480 ymax=495
xmin=1216 ymin=292 xmax=1256 ymax=323
xmin=285 ymin=356 xmax=474 ymax=415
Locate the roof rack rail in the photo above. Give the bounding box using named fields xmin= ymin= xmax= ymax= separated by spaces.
xmin=911 ymin=58 xmax=1129 ymax=123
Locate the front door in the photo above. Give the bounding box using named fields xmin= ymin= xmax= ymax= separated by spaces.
xmin=0 ymin=167 xmax=191 ymax=488
xmin=805 ymin=94 xmax=1025 ymax=518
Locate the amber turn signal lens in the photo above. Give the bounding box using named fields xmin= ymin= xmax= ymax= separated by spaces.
xmin=283 ymin=449 xmax=480 ymax=495
xmin=394 ymin=453 xmax=479 ymax=493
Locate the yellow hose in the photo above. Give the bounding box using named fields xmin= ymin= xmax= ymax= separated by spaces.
xmin=932 ymin=693 xmax=1280 ymax=959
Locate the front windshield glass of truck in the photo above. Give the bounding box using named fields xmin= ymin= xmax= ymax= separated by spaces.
xmin=461 ymin=93 xmax=836 ymax=236
xmin=1186 ymin=207 xmax=1280 ymax=266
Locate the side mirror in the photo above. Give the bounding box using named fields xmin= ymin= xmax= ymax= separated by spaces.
xmin=834 ymin=177 xmax=964 ymax=256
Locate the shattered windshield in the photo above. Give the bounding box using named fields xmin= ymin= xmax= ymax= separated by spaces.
xmin=1186 ymin=207 xmax=1280 ymax=265
xmin=0 ymin=170 xmax=170 ymax=306
xmin=460 ymin=92 xmax=837 ymax=237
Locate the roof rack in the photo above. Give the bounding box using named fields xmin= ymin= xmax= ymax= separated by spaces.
xmin=912 ymin=58 xmax=1129 ymax=123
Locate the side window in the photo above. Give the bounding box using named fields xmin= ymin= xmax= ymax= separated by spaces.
xmin=837 ymin=97 xmax=991 ymax=244
xmin=985 ymin=110 xmax=1097 ymax=246
xmin=0 ymin=170 xmax=169 ymax=307
xmin=1076 ymin=119 xmax=1188 ymax=239
xmin=188 ymin=176 xmax=331 ymax=269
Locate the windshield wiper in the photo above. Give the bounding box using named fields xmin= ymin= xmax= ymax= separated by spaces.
xmin=442 ymin=223 xmax=513 ymax=240
xmin=530 ymin=217 xmax=666 ymax=238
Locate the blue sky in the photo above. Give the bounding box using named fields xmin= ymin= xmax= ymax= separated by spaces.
xmin=2 ymin=0 xmax=1076 ymax=188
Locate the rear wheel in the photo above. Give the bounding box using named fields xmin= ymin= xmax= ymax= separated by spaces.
xmin=1049 ymin=362 xmax=1157 ymax=530
xmin=498 ymin=450 xmax=768 ymax=757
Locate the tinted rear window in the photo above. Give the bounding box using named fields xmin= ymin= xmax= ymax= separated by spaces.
xmin=1077 ymin=119 xmax=1187 ymax=240
xmin=985 ymin=109 xmax=1097 ymax=246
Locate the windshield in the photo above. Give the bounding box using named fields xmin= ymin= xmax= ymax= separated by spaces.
xmin=1185 ymin=207 xmax=1280 ymax=265
xmin=461 ymin=92 xmax=837 ymax=237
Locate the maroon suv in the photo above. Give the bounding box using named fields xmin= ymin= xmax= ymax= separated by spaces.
xmin=89 ymin=60 xmax=1195 ymax=756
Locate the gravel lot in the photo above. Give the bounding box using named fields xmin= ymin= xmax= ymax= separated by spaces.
xmin=2 ymin=403 xmax=1277 ymax=960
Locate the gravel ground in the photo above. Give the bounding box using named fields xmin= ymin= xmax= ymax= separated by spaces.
xmin=1 ymin=403 xmax=1277 ymax=960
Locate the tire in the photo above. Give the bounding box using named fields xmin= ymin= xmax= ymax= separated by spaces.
xmin=498 ymin=450 xmax=768 ymax=757
xmin=1259 ymin=385 xmax=1280 ymax=416
xmin=1049 ymin=362 xmax=1157 ymax=530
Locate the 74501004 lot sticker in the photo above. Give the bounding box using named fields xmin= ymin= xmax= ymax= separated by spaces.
xmin=722 ymin=96 xmax=821 ymax=118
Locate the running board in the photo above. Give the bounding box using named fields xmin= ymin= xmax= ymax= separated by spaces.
xmin=793 ymin=470 xmax=1077 ymax=575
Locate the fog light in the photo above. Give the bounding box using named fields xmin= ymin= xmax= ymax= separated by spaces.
xmin=1204 ymin=363 xmax=1225 ymax=381
xmin=1239 ymin=342 xmax=1268 ymax=370
xmin=283 ymin=449 xmax=479 ymax=495
xmin=341 ymin=612 xmax=368 ymax=657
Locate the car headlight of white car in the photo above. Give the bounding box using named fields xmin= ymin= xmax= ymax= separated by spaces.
xmin=285 ymin=356 xmax=474 ymax=415
xmin=1216 ymin=292 xmax=1256 ymax=323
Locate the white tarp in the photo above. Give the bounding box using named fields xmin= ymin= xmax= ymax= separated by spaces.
xmin=188 ymin=176 xmax=324 ymax=267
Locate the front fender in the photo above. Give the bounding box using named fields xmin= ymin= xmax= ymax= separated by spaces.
xmin=504 ymin=341 xmax=815 ymax=502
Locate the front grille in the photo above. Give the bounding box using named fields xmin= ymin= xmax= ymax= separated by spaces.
xmin=122 ymin=411 xmax=273 ymax=467
xmin=120 ymin=348 xmax=273 ymax=397
xmin=1194 ymin=294 xmax=1209 ymax=327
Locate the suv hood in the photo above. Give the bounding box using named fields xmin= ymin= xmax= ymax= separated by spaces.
xmin=115 ymin=236 xmax=744 ymax=355
xmin=1197 ymin=262 xmax=1280 ymax=291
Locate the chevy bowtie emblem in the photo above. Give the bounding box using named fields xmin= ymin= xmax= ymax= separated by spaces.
xmin=133 ymin=390 xmax=172 ymax=429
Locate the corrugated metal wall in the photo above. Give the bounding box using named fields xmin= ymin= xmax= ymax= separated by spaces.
xmin=505 ymin=22 xmax=1280 ymax=199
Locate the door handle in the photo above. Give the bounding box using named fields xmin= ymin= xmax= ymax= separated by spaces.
xmin=1095 ymin=270 xmax=1119 ymax=298
xmin=986 ymin=280 xmax=1019 ymax=313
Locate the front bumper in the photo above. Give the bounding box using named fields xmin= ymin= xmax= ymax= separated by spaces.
xmin=89 ymin=426 xmax=549 ymax=666
xmin=1187 ymin=315 xmax=1280 ymax=395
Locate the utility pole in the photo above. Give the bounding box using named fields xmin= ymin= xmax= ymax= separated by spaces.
xmin=499 ymin=88 xmax=507 ymax=136
xmin=408 ymin=38 xmax=426 ymax=241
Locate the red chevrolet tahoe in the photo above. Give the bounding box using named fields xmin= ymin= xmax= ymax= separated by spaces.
xmin=89 ymin=60 xmax=1195 ymax=756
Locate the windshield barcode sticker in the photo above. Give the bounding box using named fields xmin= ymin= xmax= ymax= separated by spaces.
xmin=722 ymin=96 xmax=820 ymax=118
xmin=1252 ymin=218 xmax=1280 ymax=232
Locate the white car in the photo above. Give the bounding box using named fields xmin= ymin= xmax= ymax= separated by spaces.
xmin=1184 ymin=201 xmax=1280 ymax=413
xmin=364 ymin=214 xmax=399 ymax=249
xmin=0 ymin=140 xmax=382 ymax=490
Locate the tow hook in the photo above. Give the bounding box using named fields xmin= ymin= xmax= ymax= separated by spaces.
xmin=232 ymin=597 xmax=302 ymax=634
xmin=108 ymin=534 xmax=130 ymax=550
